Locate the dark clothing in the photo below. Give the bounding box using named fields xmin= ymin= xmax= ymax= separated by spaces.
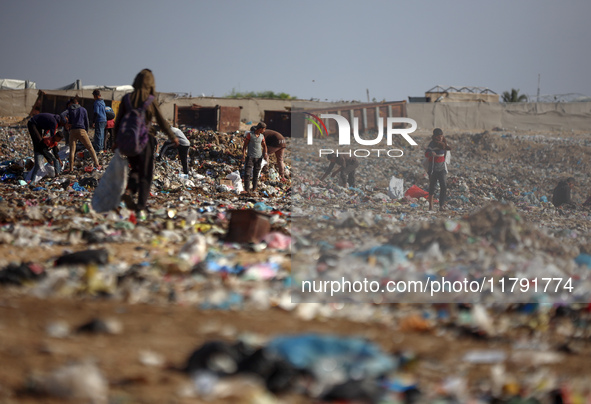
xmin=340 ymin=164 xmax=357 ymax=187
xmin=158 ymin=141 xmax=190 ymax=174
xmin=323 ymin=155 xmax=355 ymax=176
xmin=93 ymin=120 xmax=106 ymax=152
xmin=429 ymin=171 xmax=447 ymax=208
xmin=27 ymin=120 xmax=44 ymax=148
xmin=30 ymin=135 xmax=61 ymax=182
xmin=114 ymin=69 xmax=176 ymax=213
xmin=29 ymin=113 xmax=61 ymax=137
xmin=425 ymin=136 xmax=451 ymax=208
xmin=68 ymin=104 xmax=89 ymax=131
xmin=244 ymin=157 xmax=263 ymax=192
xmin=263 ymin=130 xmax=286 ymax=150
xmin=28 ymin=114 xmax=60 ymax=158
xmin=113 ymin=76 xmax=175 ymax=142
xmin=105 ymin=127 xmax=114 ymax=150
xmin=264 ymin=130 xmax=287 ymax=177
xmin=127 ymin=134 xmax=157 ymax=211
xmin=323 ymin=156 xmax=359 ymax=187
xmin=105 ymin=119 xmax=115 ymax=149
xmin=425 ymin=140 xmax=450 ymax=174
xmin=552 ymin=180 xmax=573 ymax=207
xmin=113 ymin=98 xmax=174 ymax=142
xmin=60 ymin=110 xmax=70 ymax=144
xmin=114 ymin=96 xmax=172 ymax=204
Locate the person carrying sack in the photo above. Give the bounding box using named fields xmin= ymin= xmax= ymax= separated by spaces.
xmin=113 ymin=69 xmax=178 ymax=219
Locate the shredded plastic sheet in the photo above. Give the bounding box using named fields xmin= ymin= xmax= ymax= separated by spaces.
xmin=91 ymin=150 xmax=128 ymax=213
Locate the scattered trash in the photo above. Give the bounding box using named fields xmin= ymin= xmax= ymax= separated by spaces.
xmin=138 ymin=350 xmax=165 ymax=367
xmin=75 ymin=317 xmax=123 ymax=335
xmin=91 ymin=150 xmax=128 ymax=213
xmin=226 ymin=210 xmax=272 ymax=243
xmin=1 ymin=124 xmax=591 ymax=402
xmin=27 ymin=361 xmax=108 ymax=403
xmin=55 ymin=249 xmax=109 ymax=267
xmin=388 ymin=176 xmax=404 ymax=199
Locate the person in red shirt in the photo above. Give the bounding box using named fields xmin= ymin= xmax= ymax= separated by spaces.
xmin=29 ymin=132 xmax=63 ymax=184
xmin=105 ymin=106 xmax=116 ymax=150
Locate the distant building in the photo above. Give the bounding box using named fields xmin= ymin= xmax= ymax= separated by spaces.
xmin=411 ymin=85 xmax=499 ymax=103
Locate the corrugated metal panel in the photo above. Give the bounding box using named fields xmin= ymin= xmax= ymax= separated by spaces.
xmin=175 ymin=104 xmax=241 ymax=131
xmin=32 ymin=90 xmax=115 ymax=118
xmin=295 ymin=100 xmax=408 ymax=138
xmin=175 ymin=104 xmax=217 ymax=129
xmin=218 ymin=106 xmax=241 ymax=132
xmin=365 ymin=107 xmax=376 ymax=131
xmin=263 ymin=110 xmax=292 ymax=137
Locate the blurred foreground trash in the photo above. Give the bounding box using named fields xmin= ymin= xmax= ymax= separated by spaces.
xmin=225 ymin=210 xmax=271 ymax=243
xmin=91 ymin=150 xmax=128 ymax=213
xmin=27 ymin=361 xmax=108 ymax=404
xmin=179 ymin=233 xmax=208 ymax=265
xmin=262 ymin=232 xmax=291 ymax=250
xmin=76 ymin=317 xmax=123 ymax=335
xmin=0 ymin=262 xmax=45 ymax=285
xmin=55 ymin=249 xmax=109 ymax=266
xmin=183 ymin=334 xmax=397 ymax=400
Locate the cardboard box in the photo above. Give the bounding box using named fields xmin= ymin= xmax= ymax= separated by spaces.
xmin=225 ymin=209 xmax=271 ymax=243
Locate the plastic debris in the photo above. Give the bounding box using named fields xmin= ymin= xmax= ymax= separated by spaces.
xmin=27 ymin=361 xmax=108 ymax=403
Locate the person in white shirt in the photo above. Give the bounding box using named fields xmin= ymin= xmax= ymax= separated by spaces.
xmin=157 ymin=127 xmax=191 ymax=174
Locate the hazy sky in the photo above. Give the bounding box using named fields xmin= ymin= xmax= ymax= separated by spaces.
xmin=1 ymin=0 xmax=590 ymax=102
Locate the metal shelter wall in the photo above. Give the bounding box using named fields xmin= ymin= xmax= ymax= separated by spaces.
xmin=407 ymin=102 xmax=591 ymax=132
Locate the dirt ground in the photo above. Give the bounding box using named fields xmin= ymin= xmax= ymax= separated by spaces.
xmin=1 ymin=243 xmax=591 ymax=403
xmin=1 ymin=294 xmax=590 ymax=404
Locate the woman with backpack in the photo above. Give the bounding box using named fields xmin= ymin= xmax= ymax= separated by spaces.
xmin=113 ymin=69 xmax=178 ymax=219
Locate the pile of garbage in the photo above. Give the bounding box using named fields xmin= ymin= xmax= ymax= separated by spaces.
xmin=3 ymin=123 xmax=591 ymax=402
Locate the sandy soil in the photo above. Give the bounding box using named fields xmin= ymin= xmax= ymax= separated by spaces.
xmin=1 ymin=294 xmax=590 ymax=404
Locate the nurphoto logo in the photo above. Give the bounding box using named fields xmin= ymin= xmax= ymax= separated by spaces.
xmin=305 ymin=113 xmax=418 ymax=158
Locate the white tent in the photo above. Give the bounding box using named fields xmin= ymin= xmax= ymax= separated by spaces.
xmin=83 ymin=85 xmax=134 ymax=92
xmin=0 ymin=79 xmax=36 ymax=90
xmin=55 ymin=80 xmax=133 ymax=92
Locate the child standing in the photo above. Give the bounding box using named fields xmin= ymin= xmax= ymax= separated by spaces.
xmin=425 ymin=128 xmax=451 ymax=211
xmin=242 ymin=123 xmax=268 ymax=193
